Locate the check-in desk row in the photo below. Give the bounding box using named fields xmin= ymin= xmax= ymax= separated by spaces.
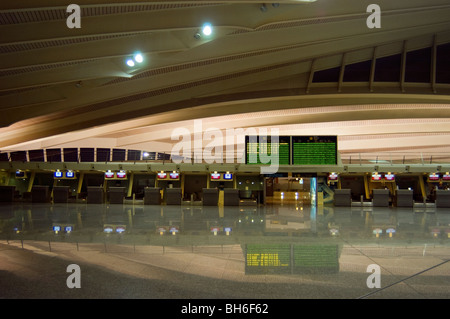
xmin=333 ymin=188 xmax=450 ymax=207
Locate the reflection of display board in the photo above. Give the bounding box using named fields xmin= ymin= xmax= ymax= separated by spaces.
xmin=210 ymin=173 xmax=234 ymax=181
xmin=291 ymin=136 xmax=337 ymax=165
xmin=245 ymin=244 xmax=291 ymax=274
xmin=245 ymin=244 xmax=340 ymax=274
xmin=245 ymin=136 xmax=290 ymax=165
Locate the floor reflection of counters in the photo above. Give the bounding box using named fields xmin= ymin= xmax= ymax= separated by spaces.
xmin=1 ymin=203 xmax=450 ymax=244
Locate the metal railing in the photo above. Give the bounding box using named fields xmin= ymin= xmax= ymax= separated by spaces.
xmin=340 ymin=152 xmax=450 ymax=165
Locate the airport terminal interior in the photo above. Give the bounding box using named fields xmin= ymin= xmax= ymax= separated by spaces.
xmin=0 ymin=0 xmax=449 ymax=300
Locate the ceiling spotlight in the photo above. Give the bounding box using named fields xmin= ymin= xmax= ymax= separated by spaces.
xmin=134 ymin=53 xmax=143 ymax=63
xmin=126 ymin=59 xmax=135 ymax=67
xmin=260 ymin=4 xmax=267 ymax=12
xmin=272 ymin=3 xmax=280 ymax=7
xmin=202 ymin=23 xmax=212 ymax=36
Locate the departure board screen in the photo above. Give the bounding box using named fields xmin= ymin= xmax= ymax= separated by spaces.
xmin=245 ymin=136 xmax=290 ymax=165
xmin=291 ymin=136 xmax=337 ymax=165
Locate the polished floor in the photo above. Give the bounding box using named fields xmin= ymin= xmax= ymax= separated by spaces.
xmin=0 ymin=202 xmax=449 ymax=299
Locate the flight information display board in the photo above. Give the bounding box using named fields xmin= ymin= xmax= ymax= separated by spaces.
xmin=291 ymin=136 xmax=337 ymax=165
xmin=245 ymin=136 xmax=290 ymax=165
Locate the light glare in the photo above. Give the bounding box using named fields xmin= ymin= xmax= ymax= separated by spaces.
xmin=202 ymin=23 xmax=212 ymax=36
xmin=134 ymin=53 xmax=143 ymax=63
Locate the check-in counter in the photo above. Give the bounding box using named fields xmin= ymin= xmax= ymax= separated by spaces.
xmin=32 ymin=186 xmax=50 ymax=203
xmin=109 ymin=187 xmax=126 ymax=204
xmin=165 ymin=188 xmax=182 ymax=205
xmin=436 ymin=190 xmax=450 ymax=208
xmin=202 ymin=188 xmax=219 ymax=206
xmin=224 ymin=189 xmax=240 ymax=206
xmin=396 ymin=189 xmax=413 ymax=207
xmin=372 ymin=189 xmax=389 ymax=207
xmin=334 ymin=189 xmax=352 ymax=206
xmin=53 ymin=186 xmax=70 ymax=203
xmin=0 ymin=186 xmax=15 ymax=202
xmin=144 ymin=187 xmax=161 ymax=205
xmin=87 ymin=186 xmax=104 ymax=204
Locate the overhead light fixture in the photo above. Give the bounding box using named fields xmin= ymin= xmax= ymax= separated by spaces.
xmin=134 ymin=52 xmax=144 ymax=63
xmin=202 ymin=23 xmax=213 ymax=36
xmin=260 ymin=4 xmax=267 ymax=12
xmin=125 ymin=52 xmax=144 ymax=67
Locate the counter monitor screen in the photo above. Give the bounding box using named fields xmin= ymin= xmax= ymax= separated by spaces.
xmin=328 ymin=172 xmax=338 ymax=181
xmin=105 ymin=171 xmax=114 ymax=179
xmin=211 ymin=173 xmax=221 ymax=180
xmin=169 ymin=172 xmax=179 ymax=180
xmin=15 ymin=170 xmax=26 ymax=178
xmin=429 ymin=173 xmax=440 ymax=181
xmin=65 ymin=171 xmax=75 ymax=178
xmin=157 ymin=172 xmax=167 ymax=180
xmin=223 ymin=173 xmax=233 ymax=180
xmin=116 ymin=171 xmax=126 ymax=179
xmin=54 ymin=171 xmax=63 ymax=178
xmin=384 ymin=173 xmax=395 ymax=181
xmin=371 ymin=173 xmax=382 ymax=181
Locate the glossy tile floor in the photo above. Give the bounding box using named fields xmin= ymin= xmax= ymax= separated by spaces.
xmin=0 ymin=202 xmax=449 ymax=299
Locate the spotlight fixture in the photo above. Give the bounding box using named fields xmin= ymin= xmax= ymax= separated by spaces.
xmin=134 ymin=52 xmax=144 ymax=63
xmin=260 ymin=4 xmax=267 ymax=12
xmin=202 ymin=23 xmax=212 ymax=36
xmin=125 ymin=52 xmax=144 ymax=67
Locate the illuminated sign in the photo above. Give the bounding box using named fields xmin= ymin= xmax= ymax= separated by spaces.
xmin=371 ymin=173 xmax=382 ymax=181
xmin=53 ymin=170 xmax=77 ymax=179
xmin=15 ymin=170 xmax=26 ymax=178
xmin=105 ymin=171 xmax=114 ymax=179
xmin=157 ymin=172 xmax=167 ymax=180
xmin=65 ymin=171 xmax=75 ymax=178
xmin=428 ymin=173 xmax=440 ymax=181
xmin=169 ymin=172 xmax=180 ymax=180
xmin=245 ymin=136 xmax=290 ymax=165
xmin=211 ymin=173 xmax=220 ymax=180
xmin=210 ymin=172 xmax=233 ymax=181
xmin=116 ymin=171 xmax=126 ymax=179
xmin=292 ymin=136 xmax=337 ymax=165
